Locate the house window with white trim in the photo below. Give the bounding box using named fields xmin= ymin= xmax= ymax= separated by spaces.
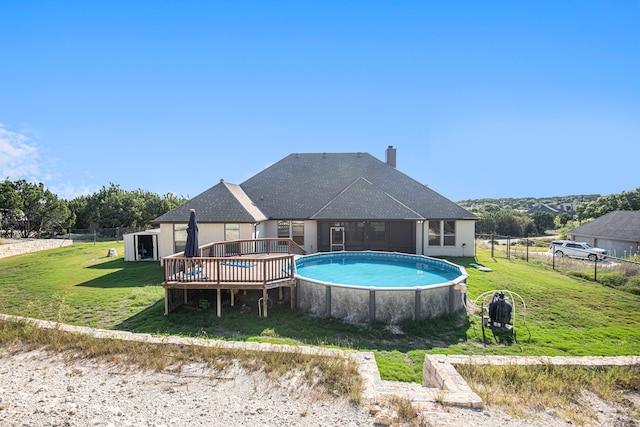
xmin=174 ymin=224 xmax=188 ymax=253
xmin=428 ymin=220 xmax=456 ymax=246
xmin=444 ymin=220 xmax=456 ymax=246
xmin=292 ymin=221 xmax=305 ymax=246
xmin=278 ymin=220 xmax=305 ymax=246
xmin=428 ymin=221 xmax=441 ymax=246
xmin=225 ymin=223 xmax=240 ymax=241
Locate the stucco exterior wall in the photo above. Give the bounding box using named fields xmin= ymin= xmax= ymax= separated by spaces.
xmin=420 ymin=220 xmax=476 ymax=257
xmin=260 ymin=220 xmax=318 ymax=254
xmin=303 ymin=221 xmax=318 ymax=253
xmin=158 ymin=222 xmax=255 ymax=260
xmin=159 ymin=218 xmax=474 ymax=260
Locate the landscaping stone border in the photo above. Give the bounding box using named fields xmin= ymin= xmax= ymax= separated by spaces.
xmin=0 ymin=239 xmax=73 ymax=258
xmin=1 ymin=313 xmax=638 ymax=410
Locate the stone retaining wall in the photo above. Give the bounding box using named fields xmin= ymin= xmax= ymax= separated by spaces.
xmin=0 ymin=239 xmax=73 ymax=258
xmin=1 ymin=313 xmax=638 ymax=411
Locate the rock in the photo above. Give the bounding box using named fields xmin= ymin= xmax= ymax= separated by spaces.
xmin=369 ymin=404 xmax=382 ymax=415
xmin=373 ymin=412 xmax=395 ymax=425
xmin=107 ymin=248 xmax=118 ymax=257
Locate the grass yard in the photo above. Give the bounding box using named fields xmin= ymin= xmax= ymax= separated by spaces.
xmin=0 ymin=242 xmax=164 ymax=328
xmin=1 ymin=241 xmax=639 ymax=385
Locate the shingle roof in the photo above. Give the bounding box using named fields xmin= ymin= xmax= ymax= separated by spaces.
xmin=311 ymin=177 xmax=423 ymax=220
xmin=568 ymin=210 xmax=640 ymax=242
xmin=527 ymin=203 xmax=559 ymax=215
xmin=154 ymin=152 xmax=477 ymax=223
xmin=240 ymin=152 xmax=476 ymax=220
xmin=154 ymin=181 xmax=267 ymax=223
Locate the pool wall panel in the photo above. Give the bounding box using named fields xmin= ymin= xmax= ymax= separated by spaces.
xmin=329 ymin=286 xmax=370 ymax=324
xmin=297 ymin=279 xmax=327 ymax=317
xmin=374 ymin=290 xmax=415 ymax=323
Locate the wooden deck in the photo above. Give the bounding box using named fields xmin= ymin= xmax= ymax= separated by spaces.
xmin=162 ymin=238 xmax=306 ymax=317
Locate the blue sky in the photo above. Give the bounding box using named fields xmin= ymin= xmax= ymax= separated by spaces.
xmin=1 ymin=1 xmax=639 ymax=202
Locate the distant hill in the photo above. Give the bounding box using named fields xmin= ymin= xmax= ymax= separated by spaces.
xmin=457 ymin=195 xmax=602 ymax=212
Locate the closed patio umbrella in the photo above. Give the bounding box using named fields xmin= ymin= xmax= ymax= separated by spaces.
xmin=184 ymin=209 xmax=199 ymax=258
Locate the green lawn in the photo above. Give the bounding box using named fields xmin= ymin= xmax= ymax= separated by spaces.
xmin=1 ymin=241 xmax=639 ymax=383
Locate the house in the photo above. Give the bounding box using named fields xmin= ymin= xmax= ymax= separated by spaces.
xmin=567 ymin=210 xmax=640 ymax=257
xmin=153 ymin=146 xmax=478 ymax=259
xmin=526 ymin=203 xmax=577 ymax=216
xmin=527 ymin=203 xmax=559 ymax=215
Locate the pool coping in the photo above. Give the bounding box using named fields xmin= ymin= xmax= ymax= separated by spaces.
xmin=295 ymin=251 xmax=468 ymax=291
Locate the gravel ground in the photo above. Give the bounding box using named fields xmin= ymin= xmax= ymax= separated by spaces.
xmin=0 ymin=350 xmax=637 ymax=427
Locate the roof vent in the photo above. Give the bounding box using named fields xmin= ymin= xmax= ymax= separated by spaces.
xmin=294 ymin=153 xmax=300 ymax=158
xmin=385 ymin=145 xmax=397 ymax=168
xmin=357 ymin=152 xmax=362 ymax=158
xmin=322 ymin=152 xmax=327 ymax=158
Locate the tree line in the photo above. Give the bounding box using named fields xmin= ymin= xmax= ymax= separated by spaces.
xmin=468 ymin=187 xmax=640 ymax=237
xmin=0 ymin=180 xmax=186 ymax=238
xmin=3 ymin=177 xmax=637 ymax=240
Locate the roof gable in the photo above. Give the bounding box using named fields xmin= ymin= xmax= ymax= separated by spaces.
xmin=311 ymin=177 xmax=423 ymax=220
xmin=568 ymin=210 xmax=640 ymax=242
xmin=240 ymin=152 xmax=476 ymax=220
xmin=153 ymin=181 xmax=267 ymax=223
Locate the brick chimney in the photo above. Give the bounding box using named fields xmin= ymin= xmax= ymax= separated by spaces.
xmin=385 ymin=145 xmax=397 ymax=168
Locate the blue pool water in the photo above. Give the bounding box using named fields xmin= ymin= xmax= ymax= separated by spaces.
xmin=295 ymin=252 xmax=462 ymax=288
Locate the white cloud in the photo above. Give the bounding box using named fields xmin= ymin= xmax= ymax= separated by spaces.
xmin=0 ymin=124 xmax=41 ymax=180
xmin=49 ymin=182 xmax=97 ymax=200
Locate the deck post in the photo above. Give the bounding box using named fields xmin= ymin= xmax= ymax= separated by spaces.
xmin=164 ymin=288 xmax=169 ymax=315
xmin=290 ymin=284 xmax=296 ymax=310
xmin=231 ymin=289 xmax=235 ymax=306
xmin=184 ymin=289 xmax=187 ymax=304
xmin=217 ymin=289 xmax=222 ymax=317
xmin=262 ymin=288 xmax=268 ymax=317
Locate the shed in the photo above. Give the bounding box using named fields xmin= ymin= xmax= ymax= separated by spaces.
xmin=124 ymin=229 xmax=161 ymax=261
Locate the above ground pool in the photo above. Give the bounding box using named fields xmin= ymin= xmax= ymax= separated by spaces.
xmin=295 ymin=252 xmax=462 ymax=288
xmin=294 ymin=251 xmax=468 ymax=324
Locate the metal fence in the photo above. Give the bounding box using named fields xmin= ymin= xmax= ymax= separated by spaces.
xmin=54 ymin=227 xmax=148 ymax=242
xmin=476 ymin=234 xmax=640 ymax=291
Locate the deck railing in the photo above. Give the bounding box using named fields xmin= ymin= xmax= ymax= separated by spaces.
xmin=201 ymin=238 xmax=307 ymax=257
xmin=163 ymin=238 xmax=306 ymax=285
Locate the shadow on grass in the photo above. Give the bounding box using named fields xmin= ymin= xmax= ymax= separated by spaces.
xmin=77 ymin=259 xmax=164 ymax=288
xmin=115 ymin=289 xmax=470 ymax=353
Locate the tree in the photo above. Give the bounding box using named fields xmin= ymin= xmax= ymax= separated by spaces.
xmin=476 ymin=209 xmax=528 ymax=237
xmin=7 ymin=180 xmax=73 ymax=237
xmin=555 ymin=212 xmax=573 ymax=228
xmin=0 ymin=179 xmax=22 ymax=237
xmin=576 ymin=188 xmax=640 ymax=221
xmin=67 ymin=184 xmax=187 ymax=229
xmin=530 ymin=212 xmax=556 ymax=235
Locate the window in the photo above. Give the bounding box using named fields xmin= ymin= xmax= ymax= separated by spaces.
xmin=278 ymin=220 xmax=305 ymax=246
xmin=225 ymin=224 xmax=240 ymax=241
xmin=173 ymin=224 xmax=188 ymax=253
xmin=369 ymin=221 xmax=386 ymax=242
xmin=292 ymin=221 xmax=305 ymax=246
xmin=428 ymin=221 xmax=441 ymax=246
xmin=278 ymin=221 xmax=289 ymax=238
xmin=428 ymin=220 xmax=456 ymax=246
xmin=443 ymin=221 xmax=456 ymax=246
